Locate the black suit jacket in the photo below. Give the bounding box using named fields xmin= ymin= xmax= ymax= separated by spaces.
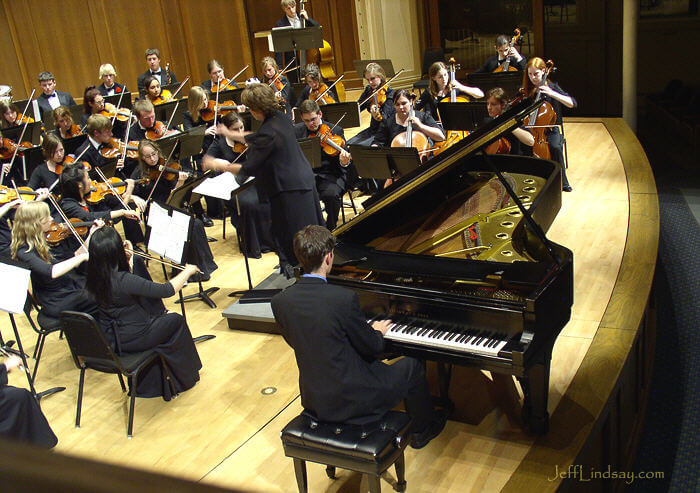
xmin=242 ymin=111 xmax=315 ymax=200
xmin=294 ymin=120 xmax=346 ymax=179
xmin=476 ymin=55 xmax=527 ymax=73
xmin=272 ymin=276 xmax=405 ymax=424
xmin=34 ymin=91 xmax=76 ymax=120
xmin=97 ymin=82 xmax=127 ymax=96
xmin=74 ymin=139 xmax=106 ymax=170
xmin=137 ymin=69 xmax=177 ymax=97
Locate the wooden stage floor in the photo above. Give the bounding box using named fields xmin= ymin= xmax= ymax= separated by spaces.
xmin=4 ymin=120 xmax=633 ymax=492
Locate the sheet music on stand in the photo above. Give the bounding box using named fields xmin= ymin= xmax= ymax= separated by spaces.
xmin=0 ymin=260 xmax=31 ymax=314
xmin=192 ymin=173 xmax=255 ymax=201
xmin=145 ymin=202 xmax=193 ymax=265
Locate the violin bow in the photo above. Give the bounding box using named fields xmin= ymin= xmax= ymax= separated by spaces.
xmin=270 ymin=58 xmax=296 ymax=86
xmin=358 ymin=69 xmax=405 ymax=106
xmin=170 ymin=76 xmax=190 ymax=101
xmin=0 ymin=89 xmax=36 ymax=185
xmin=164 ymin=101 xmax=179 ymax=133
xmin=327 ymin=112 xmax=347 ymax=135
xmin=314 ymin=74 xmax=344 ymax=104
xmin=144 ymin=143 xmax=178 ymax=204
xmin=214 ymin=77 xmax=222 ymax=127
xmin=46 ymin=194 xmax=88 ymax=249
xmin=111 ymin=89 xmax=127 ymax=126
xmin=229 ymin=65 xmax=249 ymax=86
xmin=92 ymin=166 xmax=136 ymax=220
xmin=120 ymin=112 xmax=133 ymax=164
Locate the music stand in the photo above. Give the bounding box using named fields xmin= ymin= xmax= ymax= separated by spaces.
xmin=317 ymin=102 xmax=362 ymax=128
xmin=165 ymin=172 xmax=219 ymax=308
xmin=2 ymin=122 xmax=43 ymax=146
xmin=298 ymin=137 xmax=322 ymax=169
xmin=348 ymin=145 xmax=421 ymax=179
xmin=104 ymin=92 xmax=133 ymax=109
xmin=153 ymin=99 xmax=187 ymax=129
xmin=88 ymin=160 xmax=117 ymax=180
xmin=160 ymin=82 xmax=181 ymax=96
xmin=438 ymin=101 xmax=489 ymax=131
xmin=177 ymin=127 xmax=206 ymax=163
xmin=21 ymin=145 xmax=44 ymax=180
xmin=62 ymin=134 xmax=88 ymax=156
xmin=271 ymin=25 xmax=323 ymax=81
xmin=212 ymin=88 xmax=243 ymax=104
xmin=466 ymin=72 xmax=522 ymax=99
xmin=353 ymin=59 xmax=396 ymax=79
xmin=154 ymin=132 xmax=182 ymax=161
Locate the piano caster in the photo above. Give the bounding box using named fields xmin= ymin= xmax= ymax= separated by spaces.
xmin=325 ymin=465 xmax=335 ymax=479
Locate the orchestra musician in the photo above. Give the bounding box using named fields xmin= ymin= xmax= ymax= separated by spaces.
xmin=0 ymin=353 xmax=58 ymax=448
xmin=271 ymin=225 xmax=447 ymax=449
xmin=130 ymin=140 xmax=218 ymax=281
xmin=201 ymin=59 xmax=239 ymax=92
xmin=415 ymin=61 xmax=484 ymax=121
xmin=33 ymin=71 xmax=76 ymax=120
xmin=373 ymin=89 xmax=445 ymax=147
xmin=97 ymin=63 xmax=126 ymax=96
xmin=476 ymin=34 xmax=527 ymax=73
xmin=261 ymin=56 xmax=293 ymax=116
xmin=10 ymin=200 xmax=99 ymax=318
xmin=203 ymin=112 xmax=274 ymax=258
xmin=523 ymin=57 xmax=577 ymax=192
xmin=143 ymin=76 xmax=173 ymax=106
xmin=274 ymin=0 xmax=319 ymax=83
xmin=294 ymin=99 xmax=351 ymax=231
xmin=82 ymin=87 xmax=127 ymax=139
xmin=0 ymin=198 xmax=22 ymax=256
xmin=347 ymin=62 xmax=396 ymax=147
xmin=74 ymin=114 xmax=124 ymax=170
xmin=0 ymin=100 xmax=34 ymax=128
xmin=27 ymin=133 xmax=63 ymax=191
xmin=294 ymin=64 xmax=337 ymax=108
xmin=137 ymin=48 xmax=177 ymax=98
xmin=483 ymin=87 xmax=534 ymax=155
xmin=84 ymin=225 xmax=202 ymax=399
xmin=128 ymin=99 xmax=178 ymax=142
xmin=213 ymin=83 xmax=323 ymax=278
xmin=49 ymin=106 xmax=81 ymax=141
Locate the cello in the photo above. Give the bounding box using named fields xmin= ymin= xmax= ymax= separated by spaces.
xmin=494 ymin=28 xmax=522 ymax=73
xmin=434 ymin=58 xmax=469 ymax=156
xmin=527 ymin=60 xmax=557 ymax=160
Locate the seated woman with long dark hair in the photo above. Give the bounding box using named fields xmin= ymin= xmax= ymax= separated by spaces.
xmin=84 ymin=226 xmax=202 ymax=399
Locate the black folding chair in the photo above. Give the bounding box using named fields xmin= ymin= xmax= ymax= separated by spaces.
xmin=59 ymin=311 xmax=176 ymax=438
xmin=23 ymin=291 xmax=63 ymax=384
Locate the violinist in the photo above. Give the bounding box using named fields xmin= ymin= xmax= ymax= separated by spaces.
xmin=347 ymin=62 xmax=395 ymax=147
xmin=143 ymin=76 xmax=173 ymax=106
xmin=97 ymin=63 xmax=126 ymax=96
xmin=274 ymin=0 xmax=319 ymax=83
xmin=129 ymin=99 xmax=178 ymax=142
xmin=523 ymin=57 xmax=576 ymax=191
xmin=215 ymin=83 xmax=323 ymax=278
xmin=74 ymin=114 xmax=124 ymax=170
xmin=27 ymin=133 xmax=63 ymax=191
xmin=49 ymin=106 xmax=81 ymax=141
xmin=294 ymin=100 xmax=351 ymax=231
xmin=82 ymin=86 xmax=126 ymax=138
xmin=476 ymin=34 xmax=527 ymax=73
xmin=201 ymin=59 xmax=239 ymax=92
xmin=84 ymin=226 xmax=202 ymax=399
xmin=0 ymin=100 xmax=34 ymax=129
xmin=203 ymin=112 xmax=274 ymax=258
xmin=482 ymin=87 xmax=534 ymax=155
xmin=34 ymin=71 xmax=76 ymax=120
xmin=137 ymin=48 xmax=177 ymax=98
xmin=0 ymin=198 xmax=22 ymax=256
xmin=373 ymin=89 xmax=445 ymax=147
xmin=295 ymin=64 xmax=337 ymax=108
xmin=261 ymin=56 xmax=292 ymax=116
xmin=10 ymin=200 xmax=99 ymax=318
xmin=415 ymin=61 xmax=483 ymax=121
xmin=130 ymin=140 xmax=218 ymax=281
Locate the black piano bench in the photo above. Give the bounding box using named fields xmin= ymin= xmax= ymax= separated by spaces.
xmin=280 ymin=410 xmax=412 ymax=493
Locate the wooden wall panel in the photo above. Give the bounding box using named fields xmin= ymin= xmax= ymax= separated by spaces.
xmin=0 ymin=5 xmax=27 ymax=97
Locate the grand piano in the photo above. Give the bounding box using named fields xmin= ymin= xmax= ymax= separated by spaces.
xmin=331 ymin=99 xmax=573 ymax=434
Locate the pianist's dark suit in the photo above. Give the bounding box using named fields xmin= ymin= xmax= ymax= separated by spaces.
xmin=271 ymin=275 xmax=435 ymax=428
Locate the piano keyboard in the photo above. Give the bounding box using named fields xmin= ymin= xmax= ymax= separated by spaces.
xmin=371 ymin=316 xmax=510 ymax=357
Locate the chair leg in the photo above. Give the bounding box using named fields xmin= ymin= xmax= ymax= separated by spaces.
xmin=368 ymin=474 xmax=382 ymax=493
xmin=292 ymin=458 xmax=308 ymax=493
xmin=127 ymin=374 xmax=137 ymax=438
xmin=31 ymin=333 xmax=46 ymax=383
xmin=32 ymin=333 xmax=41 ymax=359
xmin=76 ymin=367 xmax=85 ymax=428
xmin=117 ymin=373 xmax=127 ymax=391
xmin=348 ymin=190 xmax=357 ymax=214
xmin=340 ymin=198 xmax=346 ymax=224
xmin=395 ymin=452 xmax=407 ymax=491
xmin=160 ymin=355 xmax=178 ymax=398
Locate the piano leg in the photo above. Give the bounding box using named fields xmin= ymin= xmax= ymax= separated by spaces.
xmin=436 ymin=362 xmax=455 ymax=414
xmin=519 ymin=347 xmax=553 ymax=435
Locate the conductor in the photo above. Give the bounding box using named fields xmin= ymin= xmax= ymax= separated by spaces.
xmin=271 ymin=225 xmax=447 ymax=449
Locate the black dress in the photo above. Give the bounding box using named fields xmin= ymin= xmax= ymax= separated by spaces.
xmin=182 ymin=110 xmax=220 ymax=218
xmin=373 ymin=111 xmax=442 ymax=147
xmin=242 ymin=111 xmax=323 ymax=268
xmin=0 ymin=364 xmax=58 ymax=448
xmin=347 ymin=86 xmax=396 ymax=147
xmin=205 ymin=137 xmax=274 ymax=257
xmin=475 ymin=55 xmax=527 ymax=73
xmin=27 ymin=162 xmax=59 ymax=190
xmin=97 ymin=270 xmax=201 ymax=399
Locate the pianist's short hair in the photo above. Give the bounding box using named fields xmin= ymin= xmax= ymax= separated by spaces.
xmin=38 ymin=71 xmax=55 ymax=83
xmin=85 ymin=114 xmax=112 ymax=136
xmin=145 ymin=48 xmax=161 ymax=59
xmin=293 ymin=225 xmax=336 ymax=273
xmin=298 ymin=99 xmax=320 ymax=116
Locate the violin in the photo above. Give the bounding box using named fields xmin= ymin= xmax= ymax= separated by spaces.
xmin=56 ymin=155 xmax=92 ymax=175
xmin=233 ymin=141 xmax=247 ymax=153
xmin=98 ymin=102 xmax=131 ymax=122
xmin=270 ymin=78 xmax=287 ymax=104
xmin=309 ymin=83 xmax=335 ymax=105
xmin=494 ymin=29 xmax=522 ymax=73
xmin=308 ymin=123 xmax=346 ymax=157
xmin=85 ymin=177 xmax=147 ymax=205
xmin=527 ymin=60 xmax=557 ymax=160
xmin=0 ymin=184 xmax=40 ymax=204
xmin=45 ymin=218 xmax=93 ymax=245
xmin=152 ymin=89 xmax=173 ymax=106
xmin=145 ymin=121 xmax=172 ymax=140
xmin=200 ymin=100 xmax=239 ymax=122
xmin=0 ymin=138 xmax=33 ymax=160
xmin=211 ymin=78 xmax=238 ymax=92
xmin=101 ymin=138 xmax=138 ymax=159
xmin=12 ymin=113 xmax=34 ymax=125
xmin=63 ymin=124 xmax=83 ymax=138
xmin=145 ymin=159 xmax=191 ymax=182
xmin=371 ymin=87 xmax=387 ymax=121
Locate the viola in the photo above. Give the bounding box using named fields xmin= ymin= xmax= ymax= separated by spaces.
xmin=145 ymin=121 xmax=176 ymax=141
xmin=200 ymin=100 xmax=239 ymax=122
xmin=101 ymin=138 xmax=138 ymax=159
xmin=308 ymin=123 xmax=346 ymax=157
xmin=45 ymin=218 xmax=93 ymax=245
xmin=98 ymin=102 xmax=131 ymax=122
xmin=0 ymin=138 xmax=33 ymax=160
xmin=152 ymin=89 xmax=173 ymax=106
xmin=494 ymin=28 xmax=522 ymax=73
xmin=309 ymin=83 xmax=335 ymax=105
xmin=0 ymin=184 xmax=40 ymax=204
xmin=270 ymin=78 xmax=287 ymax=104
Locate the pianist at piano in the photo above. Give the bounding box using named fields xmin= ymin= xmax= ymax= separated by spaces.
xmin=271 ymin=225 xmax=448 ymax=449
